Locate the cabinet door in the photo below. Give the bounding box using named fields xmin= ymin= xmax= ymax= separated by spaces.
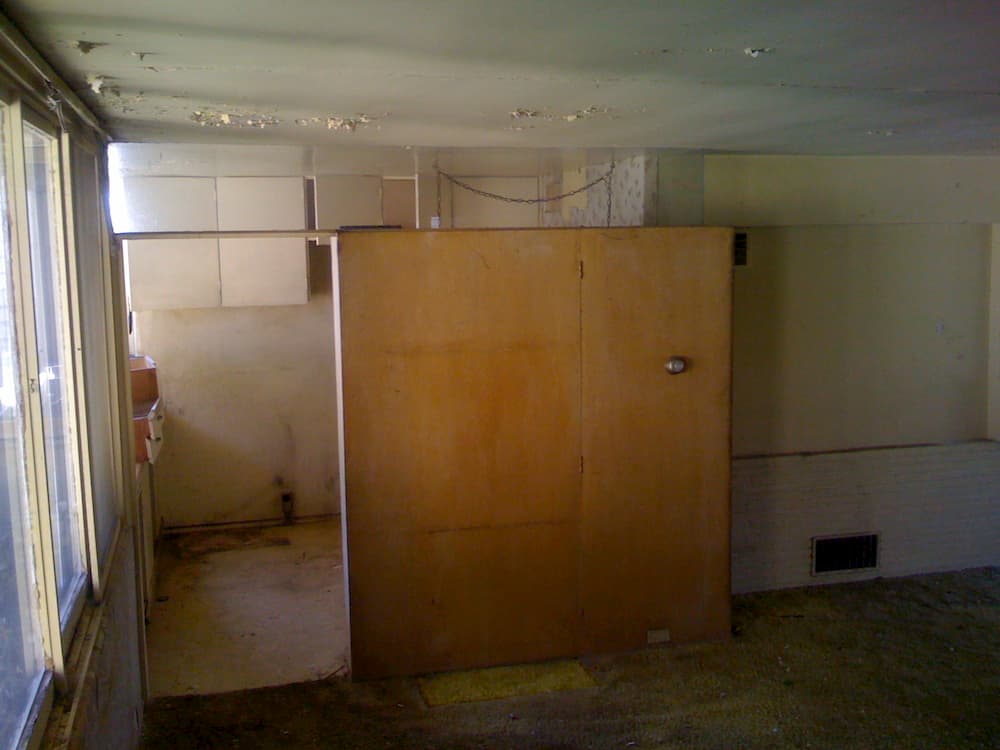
xmin=216 ymin=177 xmax=305 ymax=231
xmin=219 ymin=238 xmax=309 ymax=307
xmin=340 ymin=229 xmax=582 ymax=679
xmin=126 ymin=238 xmax=221 ymax=310
xmin=580 ymin=227 xmax=733 ymax=650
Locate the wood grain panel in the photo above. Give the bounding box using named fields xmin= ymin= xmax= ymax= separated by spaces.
xmin=580 ymin=227 xmax=733 ymax=651
xmin=340 ymin=229 xmax=581 ymax=678
xmin=340 ymin=227 xmax=733 ymax=679
xmin=348 ymin=523 xmax=579 ymax=679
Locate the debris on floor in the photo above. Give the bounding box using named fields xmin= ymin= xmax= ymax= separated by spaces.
xmin=142 ymin=566 xmax=999 ymax=749
xmin=147 ymin=520 xmax=346 ymax=697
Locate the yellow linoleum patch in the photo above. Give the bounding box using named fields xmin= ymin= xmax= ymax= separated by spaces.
xmin=418 ymin=660 xmax=597 ymax=706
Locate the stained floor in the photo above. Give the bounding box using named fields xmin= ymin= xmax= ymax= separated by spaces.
xmin=146 ymin=519 xmax=347 ymax=697
xmin=142 ymin=566 xmax=998 ymax=749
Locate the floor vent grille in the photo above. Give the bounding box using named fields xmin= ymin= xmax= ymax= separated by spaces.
xmin=812 ymin=533 xmax=879 ymax=574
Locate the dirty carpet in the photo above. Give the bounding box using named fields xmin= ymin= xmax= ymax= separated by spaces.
xmin=141 ymin=567 xmax=999 ymax=749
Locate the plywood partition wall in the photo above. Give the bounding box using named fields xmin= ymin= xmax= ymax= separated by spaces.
xmin=579 ymin=228 xmax=733 ymax=650
xmin=340 ymin=230 xmax=583 ymax=678
xmin=339 ymin=227 xmax=733 ymax=679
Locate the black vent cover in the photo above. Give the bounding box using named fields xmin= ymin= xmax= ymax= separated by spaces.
xmin=733 ymin=232 xmax=748 ymax=266
xmin=812 ymin=533 xmax=879 ymax=574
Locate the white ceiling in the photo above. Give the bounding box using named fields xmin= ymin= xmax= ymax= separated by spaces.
xmin=5 ymin=0 xmax=1000 ymax=154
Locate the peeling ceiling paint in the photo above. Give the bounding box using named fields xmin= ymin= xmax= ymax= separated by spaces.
xmin=68 ymin=39 xmax=107 ymax=54
xmin=295 ymin=114 xmax=386 ymax=132
xmin=3 ymin=0 xmax=999 ymax=153
xmin=508 ymin=106 xmax=613 ymax=126
xmin=191 ymin=110 xmax=280 ymax=129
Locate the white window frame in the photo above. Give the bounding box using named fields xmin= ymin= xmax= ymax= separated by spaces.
xmin=0 ymin=70 xmax=130 ymax=749
xmin=17 ymin=100 xmax=91 ymax=650
xmin=60 ymin=128 xmax=125 ymax=601
xmin=1 ymin=89 xmax=58 ymax=748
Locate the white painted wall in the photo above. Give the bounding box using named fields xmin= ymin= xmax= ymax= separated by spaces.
xmin=117 ymin=146 xmax=343 ymax=527
xmin=112 ymin=143 xmax=314 ymax=178
xmin=702 ymin=156 xmax=999 ymax=456
xmin=136 ymin=244 xmax=337 ymax=526
xmin=698 ymin=155 xmax=1000 ymax=591
xmin=314 ymin=175 xmax=383 ymax=230
xmin=117 ymin=147 xmax=999 ymax=582
xmin=705 ymin=156 xmax=1000 ymax=226
xmin=656 ymin=153 xmax=703 ymax=226
xmin=450 ymin=176 xmax=540 ymax=228
xmin=989 ymin=225 xmax=1000 ymax=440
xmin=116 ymin=144 xmax=561 ymax=527
xmin=732 ymin=224 xmax=989 ymax=455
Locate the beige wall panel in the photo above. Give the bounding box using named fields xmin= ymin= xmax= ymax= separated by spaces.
xmin=340 ymin=229 xmax=581 ymax=678
xmin=705 ymin=155 xmax=1000 ymax=226
xmin=733 ymin=224 xmax=990 ymax=455
xmin=381 ymin=178 xmax=416 ymax=228
xmin=136 ymin=245 xmax=339 ymax=526
xmin=219 ymin=238 xmax=309 ymax=307
xmin=450 ymin=177 xmax=539 ymax=228
xmin=312 ymin=145 xmax=414 ymax=177
xmin=580 ymin=228 xmax=733 ymax=651
xmin=112 ymin=143 xmax=313 ymax=177
xmin=989 ymin=225 xmax=1000 ymax=440
xmin=216 ymin=176 xmax=306 ymax=231
xmin=656 ymin=153 xmax=704 ymax=226
xmin=119 ymin=176 xmax=217 ymax=232
xmin=314 ymin=175 xmax=382 ymax=230
xmin=126 ymin=238 xmax=220 ymax=310
xmin=416 ymin=173 xmax=437 ymax=229
xmin=416 ymin=172 xmax=453 ymax=228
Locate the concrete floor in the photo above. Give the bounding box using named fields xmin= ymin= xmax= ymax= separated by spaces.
xmin=141 ymin=566 xmax=999 ymax=749
xmin=146 ymin=518 xmax=347 ymax=697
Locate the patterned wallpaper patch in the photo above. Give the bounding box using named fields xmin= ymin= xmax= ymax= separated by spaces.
xmin=542 ymin=155 xmax=657 ymax=227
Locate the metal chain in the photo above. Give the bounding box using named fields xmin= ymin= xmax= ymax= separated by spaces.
xmin=438 ymin=167 xmax=614 ymax=205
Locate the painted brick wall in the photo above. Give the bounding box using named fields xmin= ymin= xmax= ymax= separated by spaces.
xmin=732 ymin=442 xmax=1000 ymax=594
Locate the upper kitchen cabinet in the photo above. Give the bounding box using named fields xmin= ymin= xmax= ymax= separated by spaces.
xmin=216 ymin=177 xmax=306 ymax=231
xmin=119 ymin=177 xmax=218 ymax=232
xmin=124 ymin=176 xmax=310 ymax=309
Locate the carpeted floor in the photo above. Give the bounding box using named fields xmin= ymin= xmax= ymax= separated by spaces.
xmin=142 ymin=566 xmax=999 ymax=749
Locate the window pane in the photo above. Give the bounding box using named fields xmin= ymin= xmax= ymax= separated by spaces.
xmin=72 ymin=143 xmax=117 ymax=559
xmin=0 ymin=107 xmax=46 ymax=750
xmin=24 ymin=123 xmax=85 ymax=625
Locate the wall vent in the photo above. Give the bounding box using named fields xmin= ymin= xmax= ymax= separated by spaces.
xmin=733 ymin=231 xmax=748 ymax=266
xmin=811 ymin=533 xmax=879 ymax=574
